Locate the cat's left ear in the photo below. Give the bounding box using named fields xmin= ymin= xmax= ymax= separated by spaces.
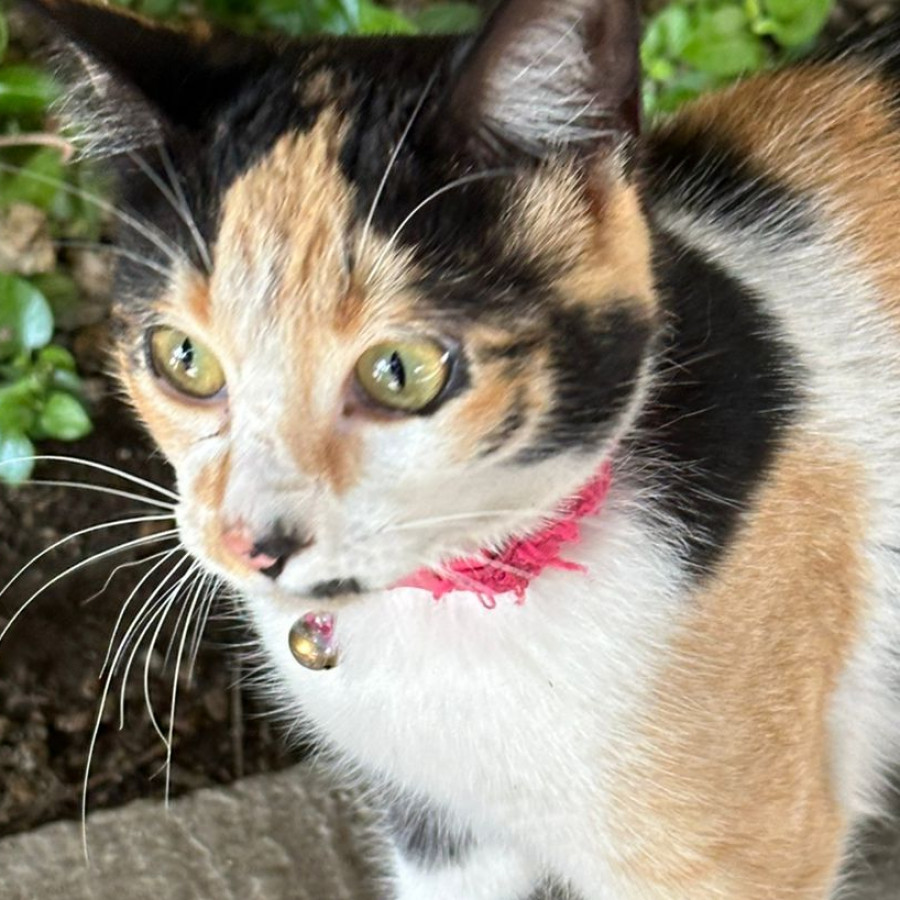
xmin=444 ymin=0 xmax=641 ymax=161
xmin=20 ymin=0 xmax=271 ymax=155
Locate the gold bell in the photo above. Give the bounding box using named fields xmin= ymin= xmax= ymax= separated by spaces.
xmin=289 ymin=611 xmax=339 ymax=670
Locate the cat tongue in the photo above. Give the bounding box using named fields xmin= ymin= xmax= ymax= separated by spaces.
xmin=394 ymin=462 xmax=613 ymax=607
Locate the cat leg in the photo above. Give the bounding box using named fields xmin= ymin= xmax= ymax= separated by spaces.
xmin=388 ymin=799 xmax=542 ymax=900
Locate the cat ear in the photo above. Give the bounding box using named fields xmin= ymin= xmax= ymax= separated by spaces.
xmin=445 ymin=0 xmax=641 ymax=160
xmin=21 ymin=0 xmax=269 ymax=155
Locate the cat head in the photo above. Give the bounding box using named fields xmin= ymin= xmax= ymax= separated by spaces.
xmin=26 ymin=0 xmax=658 ymax=599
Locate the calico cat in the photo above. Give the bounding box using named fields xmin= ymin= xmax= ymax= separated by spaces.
xmin=19 ymin=0 xmax=900 ymax=896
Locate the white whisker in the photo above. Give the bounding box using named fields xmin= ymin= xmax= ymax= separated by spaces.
xmin=160 ymin=144 xmax=213 ymax=273
xmin=0 ymin=530 xmax=181 ymax=654
xmin=81 ymin=549 xmax=188 ymax=860
xmin=101 ymin=546 xmax=183 ymax=677
xmin=0 ymin=132 xmax=74 ymax=156
xmin=0 ymin=519 xmax=178 ymax=643
xmin=128 ymin=148 xmax=213 ymax=274
xmin=25 ymin=479 xmax=177 ymax=510
xmin=164 ymin=565 xmax=209 ymax=807
xmin=358 ymin=69 xmax=439 ymax=259
xmin=112 ymin=554 xmax=193 ymax=726
xmin=478 ymin=556 xmax=536 ymax=583
xmin=433 ymin=566 xmax=499 ymax=606
xmin=187 ymin=574 xmax=219 ymax=685
xmin=6 ymin=455 xmax=179 ymax=500
xmin=381 ymin=507 xmax=546 ymax=534
xmin=162 ymin=564 xmax=207 ymax=669
xmin=0 ymin=160 xmax=184 ymax=268
xmin=140 ymin=562 xmax=202 ymax=747
xmin=81 ymin=548 xmax=176 ymax=607
xmin=369 ymin=168 xmax=516 ymax=278
xmin=131 ymin=597 xmax=178 ymax=746
xmin=52 ymin=238 xmax=172 ymax=279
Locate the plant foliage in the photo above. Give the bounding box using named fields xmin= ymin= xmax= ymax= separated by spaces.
xmin=643 ymin=0 xmax=834 ymax=113
xmin=0 ymin=28 xmax=96 ymax=484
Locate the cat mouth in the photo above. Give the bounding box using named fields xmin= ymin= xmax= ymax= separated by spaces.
xmin=305 ymin=577 xmax=366 ymax=599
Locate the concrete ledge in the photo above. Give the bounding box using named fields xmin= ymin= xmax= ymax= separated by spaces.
xmin=0 ymin=765 xmax=389 ymax=900
xmin=2 ymin=762 xmax=898 ymax=899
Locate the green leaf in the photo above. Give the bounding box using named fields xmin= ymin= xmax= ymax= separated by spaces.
xmin=37 ymin=391 xmax=92 ymax=441
xmin=28 ymin=272 xmax=80 ymax=319
xmin=36 ymin=344 xmax=77 ymax=373
xmin=0 ymin=273 xmax=54 ymax=357
xmin=0 ymin=381 xmax=37 ymax=433
xmin=682 ymin=7 xmax=767 ymax=77
xmin=0 ymin=65 xmax=57 ymax=116
xmin=49 ymin=368 xmax=83 ymax=395
xmin=0 ymin=430 xmax=34 ymax=484
xmin=136 ymin=0 xmax=182 ymax=17
xmin=357 ymin=0 xmax=416 ymax=34
xmin=257 ymin=0 xmax=323 ymax=34
xmin=652 ymin=69 xmax=720 ymax=113
xmin=0 ymin=13 xmax=9 ymax=64
xmin=414 ymin=2 xmax=480 ymax=34
xmin=0 ymin=147 xmax=66 ymax=210
xmin=642 ymin=4 xmax=691 ymax=62
xmin=57 ymin=165 xmax=110 ymax=240
xmin=339 ymin=0 xmax=361 ymax=30
xmin=762 ymin=0 xmax=832 ymax=47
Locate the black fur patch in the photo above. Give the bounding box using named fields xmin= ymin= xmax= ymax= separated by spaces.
xmin=819 ymin=11 xmax=900 ymax=85
xmin=642 ymin=128 xmax=813 ymax=238
xmin=386 ymin=795 xmax=474 ymax=869
xmin=629 ymin=229 xmax=801 ymax=576
xmin=526 ymin=880 xmax=583 ymax=900
xmin=519 ymin=305 xmax=654 ymax=461
xmin=479 ymin=387 xmax=528 ymax=457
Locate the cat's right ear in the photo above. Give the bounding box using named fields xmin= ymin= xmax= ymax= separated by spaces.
xmin=442 ymin=0 xmax=641 ymax=163
xmin=19 ymin=0 xmax=270 ymax=156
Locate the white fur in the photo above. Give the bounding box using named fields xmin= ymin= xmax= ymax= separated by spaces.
xmin=473 ymin=0 xmax=623 ymax=154
xmin=247 ymin=491 xmax=685 ymax=899
xmin=392 ymin=843 xmax=540 ymax=900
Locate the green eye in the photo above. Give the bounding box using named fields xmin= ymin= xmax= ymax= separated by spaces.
xmin=148 ymin=327 xmax=226 ymax=400
xmin=355 ymin=339 xmax=450 ymax=412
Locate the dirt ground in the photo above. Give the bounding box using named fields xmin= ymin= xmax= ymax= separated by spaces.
xmin=0 ymin=404 xmax=300 ymax=838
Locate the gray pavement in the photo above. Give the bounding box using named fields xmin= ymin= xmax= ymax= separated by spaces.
xmin=0 ymin=764 xmax=388 ymax=900
xmin=0 ymin=764 xmax=897 ymax=899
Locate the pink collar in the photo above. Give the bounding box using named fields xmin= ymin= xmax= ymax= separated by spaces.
xmin=395 ymin=461 xmax=613 ymax=607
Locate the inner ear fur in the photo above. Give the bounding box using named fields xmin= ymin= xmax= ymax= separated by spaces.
xmin=442 ymin=0 xmax=641 ymax=162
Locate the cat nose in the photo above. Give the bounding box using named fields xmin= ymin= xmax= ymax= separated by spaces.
xmin=221 ymin=523 xmax=311 ymax=579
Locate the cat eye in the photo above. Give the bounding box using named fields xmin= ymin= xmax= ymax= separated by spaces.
xmin=355 ymin=339 xmax=451 ymax=413
xmin=147 ymin=327 xmax=226 ymax=400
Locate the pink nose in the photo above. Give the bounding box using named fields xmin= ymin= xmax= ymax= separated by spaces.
xmin=221 ymin=525 xmax=280 ymax=571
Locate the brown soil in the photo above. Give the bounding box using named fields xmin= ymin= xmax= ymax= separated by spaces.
xmin=0 ymin=399 xmax=301 ymax=838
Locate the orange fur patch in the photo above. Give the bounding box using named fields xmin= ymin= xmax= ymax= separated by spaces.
xmin=610 ymin=433 xmax=866 ymax=897
xmin=183 ymin=274 xmax=212 ymax=328
xmin=215 ymin=109 xmax=353 ymax=319
xmin=118 ymin=359 xmax=192 ymax=459
xmin=514 ymin=171 xmax=657 ymax=318
xmin=193 ymin=453 xmax=259 ymax=578
xmin=211 ymin=113 xmax=374 ymax=492
xmin=452 ymin=345 xmax=550 ymax=461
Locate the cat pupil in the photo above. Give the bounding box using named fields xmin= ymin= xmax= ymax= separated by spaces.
xmin=174 ymin=338 xmax=196 ymax=375
xmin=389 ymin=351 xmax=406 ymax=390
